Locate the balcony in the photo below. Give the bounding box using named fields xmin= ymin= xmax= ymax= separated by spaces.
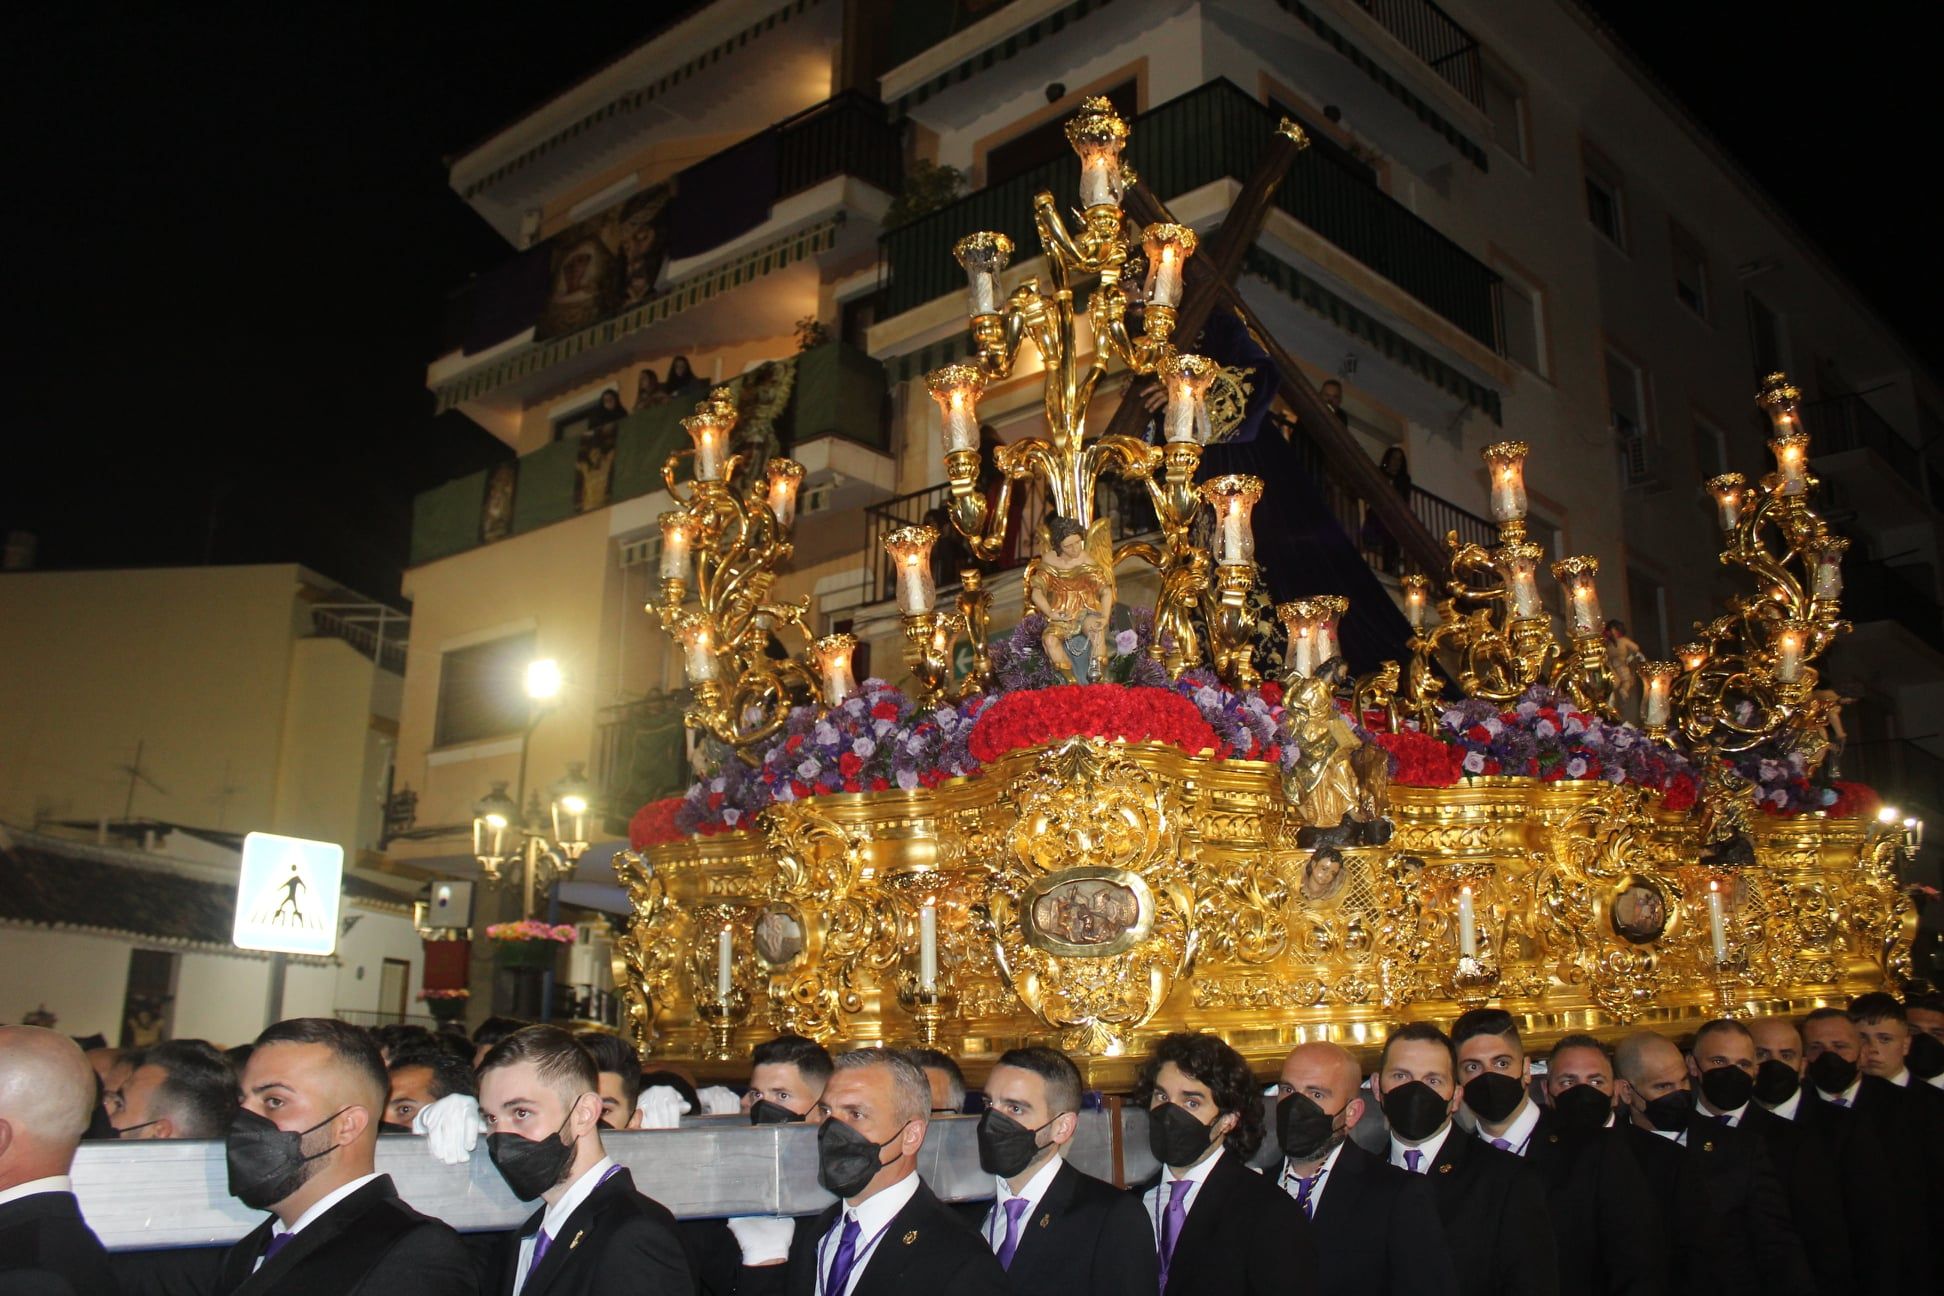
xmin=879 ymin=79 xmax=1500 ymax=351
xmin=1350 ymin=0 xmax=1484 ymax=112
xmin=411 ymin=341 xmax=889 ymax=567
xmin=592 ymin=693 xmax=689 ymax=836
xmin=1802 ymin=391 xmax=1934 ymax=530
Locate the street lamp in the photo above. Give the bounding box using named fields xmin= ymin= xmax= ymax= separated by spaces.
xmin=525 ymin=658 xmax=564 ymax=701
xmin=550 ymin=763 xmax=594 ymax=863
xmin=471 ymin=782 xmax=519 ymax=881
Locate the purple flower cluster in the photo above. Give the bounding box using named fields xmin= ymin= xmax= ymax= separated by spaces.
xmin=1173 ymin=668 xmax=1293 ymax=769
xmin=1438 ymin=685 xmax=1694 ymax=788
xmin=1729 ymin=743 xmax=1837 ymax=814
xmin=989 ymin=608 xmax=1170 ymax=693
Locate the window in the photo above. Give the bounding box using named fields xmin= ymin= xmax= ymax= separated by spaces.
xmin=1498 ymin=271 xmax=1546 ymax=376
xmin=1606 ymin=350 xmax=1648 ymax=441
xmin=1694 ymin=413 xmax=1730 ymax=480
xmin=984 ymin=81 xmax=1137 ymax=188
xmin=435 ymin=632 xmax=537 ymax=747
xmin=1746 ymin=293 xmax=1788 ymax=378
xmin=1482 ymin=61 xmax=1528 ymax=165
xmin=1583 ymin=148 xmax=1627 ymax=249
xmin=1670 ymin=225 xmax=1709 ymax=318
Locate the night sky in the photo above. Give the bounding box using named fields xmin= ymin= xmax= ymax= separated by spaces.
xmin=4 ymin=3 xmax=1933 ymax=604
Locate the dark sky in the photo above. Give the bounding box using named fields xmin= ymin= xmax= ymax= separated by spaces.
xmin=3 ymin=3 xmax=1931 ymax=603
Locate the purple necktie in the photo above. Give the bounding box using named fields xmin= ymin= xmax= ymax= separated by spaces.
xmin=261 ymin=1231 xmax=295 ymax=1264
xmin=1490 ymin=1137 xmax=1511 ymax=1150
xmin=825 ymin=1216 xmax=861 ymax=1295
xmin=526 ymin=1230 xmax=552 ymax=1285
xmin=1157 ymin=1177 xmax=1194 ymax=1288
xmin=1403 ymin=1149 xmax=1422 ymax=1172
xmin=1292 ymin=1174 xmax=1318 ymax=1218
xmin=1830 ymin=1095 xmax=1850 ymax=1108
xmin=996 ymin=1197 xmax=1030 ymax=1269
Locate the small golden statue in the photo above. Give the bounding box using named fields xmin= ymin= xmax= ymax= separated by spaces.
xmin=1026 ymin=513 xmax=1115 ymax=682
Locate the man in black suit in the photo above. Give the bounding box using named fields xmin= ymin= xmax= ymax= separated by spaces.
xmin=1369 ymin=1023 xmax=1555 ymax=1296
xmin=215 ymin=1017 xmax=477 ymax=1295
xmin=1907 ymin=992 xmax=1944 ymax=1084
xmin=385 ymin=1041 xmax=476 ymax=1131
xmin=1850 ymin=992 xmax=1944 ymax=1118
xmin=0 ymin=1024 xmax=119 ymax=1295
xmin=967 ymin=1045 xmax=1154 ymax=1295
xmin=1274 ymin=1041 xmax=1453 ymax=1296
xmin=1613 ymin=1029 xmax=1814 ymax=1296
xmin=766 ymin=1047 xmax=1006 ymax=1296
xmin=477 ymin=1025 xmax=691 ymax=1296
xmin=908 ymin=1048 xmax=969 ymax=1117
xmin=572 ymin=1031 xmax=645 ymax=1130
xmin=1133 ymin=1032 xmax=1315 ymax=1296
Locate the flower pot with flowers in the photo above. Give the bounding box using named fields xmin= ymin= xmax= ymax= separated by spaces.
xmin=418 ymin=988 xmax=469 ymax=1022
xmin=486 ymin=920 xmax=577 ymax=970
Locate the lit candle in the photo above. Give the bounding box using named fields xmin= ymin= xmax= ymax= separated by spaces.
xmin=1503 ymin=544 xmax=1544 ymax=618
xmin=1277 ymin=601 xmax=1324 ymax=677
xmin=926 ymin=364 xmax=987 ymax=456
xmin=1706 ymin=881 xmax=1728 ymax=965
xmin=1067 ymin=98 xmax=1128 ymax=210
xmin=1906 ymin=817 xmax=1925 ymax=851
xmin=1142 ymin=224 xmax=1199 ymax=310
xmin=1677 ymin=642 xmax=1709 ymax=673
xmin=1458 ymin=885 xmax=1477 ymax=958
xmin=1639 ymin=662 xmax=1678 ymax=728
xmin=1774 ymin=620 xmax=1807 ymax=683
xmin=884 ymin=526 xmax=938 ymax=615
xmin=952 ymin=232 xmax=1014 ymax=317
xmin=1401 ymin=575 xmax=1431 ymax=631
xmin=677 ymin=616 xmax=719 ymax=683
xmin=658 ymin=511 xmax=695 ymax=581
xmin=683 ymin=409 xmax=730 ymax=482
xmin=1199 ymin=475 xmax=1263 ymax=567
xmin=1552 ymin=557 xmax=1603 ymax=636
xmin=765 ymin=459 xmax=804 ymax=531
xmin=1813 ymin=538 xmax=1846 ymax=600
xmin=1706 ymin=474 xmax=1747 ymax=534
xmin=1758 ymin=373 xmax=1810 ymax=496
xmin=812 ymin=633 xmax=859 ymax=707
xmin=1159 ymin=353 xmax=1217 ymax=444
xmin=717 ymin=926 xmax=733 ymax=999
xmin=1482 ymin=441 xmax=1530 ymax=524
xmin=919 ymin=901 xmax=938 ymax=993
xmin=1316 ymin=596 xmax=1347 ymax=666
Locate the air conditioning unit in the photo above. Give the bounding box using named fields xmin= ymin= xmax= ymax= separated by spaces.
xmin=803 ymin=481 xmax=836 ymax=515
xmin=1618 ymin=432 xmax=1668 ymax=492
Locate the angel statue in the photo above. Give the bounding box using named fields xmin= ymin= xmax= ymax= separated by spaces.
xmin=1026 ymin=512 xmax=1115 ymax=683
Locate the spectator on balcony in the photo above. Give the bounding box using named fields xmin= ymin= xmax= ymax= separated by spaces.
xmin=665 ymin=355 xmax=704 ymax=402
xmin=587 ymin=388 xmax=628 ymax=430
xmin=1319 ymin=378 xmax=1347 ymax=425
xmin=1359 ymin=446 xmax=1411 ymax=574
xmin=636 ymin=367 xmax=668 ymax=409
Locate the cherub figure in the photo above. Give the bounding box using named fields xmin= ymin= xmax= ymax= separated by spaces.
xmin=1026 ymin=512 xmax=1115 ymax=682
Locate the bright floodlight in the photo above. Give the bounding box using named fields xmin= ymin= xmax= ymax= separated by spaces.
xmin=1877 ymin=805 xmax=1901 ymax=825
xmin=525 ymin=658 xmax=564 ymax=700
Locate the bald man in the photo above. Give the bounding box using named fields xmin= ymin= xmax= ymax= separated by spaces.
xmin=1614 ymin=1031 xmax=1813 ymax=1296
xmin=1273 ymin=1043 xmax=1454 ymax=1296
xmin=216 ymin=1017 xmax=477 ymax=1295
xmin=0 ymin=1025 xmax=118 ymax=1293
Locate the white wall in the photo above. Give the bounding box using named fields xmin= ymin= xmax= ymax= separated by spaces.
xmin=0 ymin=927 xmax=132 ymax=1042
xmin=332 ymin=906 xmax=426 ymax=1018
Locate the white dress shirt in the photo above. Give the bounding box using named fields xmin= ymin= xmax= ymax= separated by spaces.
xmin=514 ymin=1157 xmax=616 ymax=1296
xmin=0 ymin=1176 xmax=71 ymax=1209
xmin=1929 ymin=1072 xmax=1944 ymax=1090
xmin=1705 ymin=1103 xmax=1748 ymax=1128
xmin=1142 ymin=1144 xmax=1226 ymax=1243
xmin=1389 ymin=1121 xmax=1451 ymax=1172
xmin=817 ymin=1170 xmax=921 ymax=1296
xmin=254 ymin=1172 xmax=382 ymax=1272
xmin=1765 ymin=1087 xmax=1804 ymax=1121
xmin=1277 ymin=1138 xmax=1346 ymax=1215
xmin=1885 ymin=1068 xmax=1911 ymax=1088
xmin=1475 ymin=1097 xmax=1542 ymax=1155
xmin=984 ymin=1152 xmax=1064 ymax=1253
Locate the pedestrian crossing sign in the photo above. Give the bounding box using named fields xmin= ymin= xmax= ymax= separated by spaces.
xmin=234 ymin=832 xmax=343 ymax=955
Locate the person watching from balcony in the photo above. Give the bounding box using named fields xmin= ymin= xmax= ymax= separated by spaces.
xmin=588 ymin=388 xmax=628 ymax=430
xmin=637 ymin=366 xmax=668 ymax=408
xmin=666 ymin=356 xmax=702 ymax=400
xmin=1319 ymin=378 xmax=1347 ymax=423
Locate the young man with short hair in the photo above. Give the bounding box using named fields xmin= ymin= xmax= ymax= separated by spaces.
xmin=386 ymin=1044 xmax=476 ymax=1131
xmin=906 ymin=1047 xmax=967 ymax=1116
xmin=108 ymin=1039 xmax=237 ymax=1139
xmin=573 ymin=1031 xmax=644 ymax=1129
xmin=477 ymin=1025 xmax=690 ymax=1295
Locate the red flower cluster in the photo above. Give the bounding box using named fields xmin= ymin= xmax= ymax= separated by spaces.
xmin=1659 ymin=773 xmax=1699 ymax=813
xmin=628 ymin=796 xmax=687 ymax=850
xmin=1824 ymin=781 xmax=1880 ymax=820
xmin=1372 ymin=729 xmax=1464 ymax=787
xmin=967 ymin=684 xmax=1219 ymax=765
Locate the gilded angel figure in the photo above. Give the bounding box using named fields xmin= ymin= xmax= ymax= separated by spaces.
xmin=1025 ymin=512 xmax=1115 ymax=682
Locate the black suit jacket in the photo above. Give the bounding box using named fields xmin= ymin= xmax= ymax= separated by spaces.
xmin=0 ymin=1190 xmax=119 ymax=1296
xmin=969 ymin=1159 xmax=1156 ymax=1296
xmin=1743 ymin=1100 xmax=1897 ymax=1296
xmin=1622 ymin=1119 xmax=1814 ymax=1296
xmin=1300 ymin=1139 xmax=1453 ymax=1296
xmin=1134 ymin=1147 xmax=1316 ymax=1296
xmin=493 ymin=1166 xmax=690 ymax=1296
xmin=1801 ymin=1076 xmax=1940 ymax=1291
xmin=215 ymin=1174 xmax=478 ymax=1296
xmin=1423 ymin=1129 xmax=1557 ymax=1296
xmin=1520 ymin=1109 xmax=1665 ymax=1296
xmin=777 ymin=1177 xmax=1007 ymax=1296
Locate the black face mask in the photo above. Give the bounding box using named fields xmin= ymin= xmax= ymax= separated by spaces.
xmin=817 ymin=1117 xmax=907 ymax=1199
xmin=748 ymin=1098 xmax=801 ymax=1126
xmin=1463 ymin=1072 xmax=1526 ymax=1125
xmin=1806 ymin=1050 xmax=1858 ymax=1096
xmin=977 ymin=1108 xmax=1053 ymax=1179
xmin=1698 ymin=1064 xmax=1755 ymax=1113
xmin=1380 ymin=1081 xmax=1450 ymax=1142
xmin=1907 ymin=1031 xmax=1944 ymax=1080
xmin=1275 ymin=1091 xmax=1346 ymax=1163
xmin=111 ymin=1119 xmax=163 ymax=1140
xmin=1551 ymin=1084 xmax=1612 ymax=1135
xmin=226 ymin=1108 xmax=347 ymax=1210
xmin=1634 ymin=1088 xmax=1692 ymax=1133
xmin=1752 ymin=1059 xmax=1801 ymax=1106
xmin=1147 ymin=1102 xmax=1220 ymax=1169
xmin=487 ymin=1107 xmax=581 ymax=1202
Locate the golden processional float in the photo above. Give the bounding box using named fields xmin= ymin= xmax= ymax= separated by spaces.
xmin=600 ymin=100 xmax=1921 ymax=1084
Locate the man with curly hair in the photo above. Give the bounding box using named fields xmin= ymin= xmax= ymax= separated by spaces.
xmin=1132 ymin=1032 xmax=1315 ymax=1295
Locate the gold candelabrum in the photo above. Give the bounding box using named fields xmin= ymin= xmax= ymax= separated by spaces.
xmin=1677 ymin=372 xmax=1850 ymax=757
xmin=1400 ymin=440 xmax=1617 ymax=726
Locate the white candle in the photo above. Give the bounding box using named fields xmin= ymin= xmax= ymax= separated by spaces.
xmin=1642 ymin=671 xmax=1672 ymax=728
xmin=1151 ymin=245 xmax=1183 ymax=308
xmin=1569 ymin=582 xmax=1602 ymax=636
xmin=658 ymin=513 xmax=693 ymax=581
xmin=1706 ymin=882 xmax=1727 ymax=965
xmin=1775 ymin=625 xmax=1805 ymax=684
xmin=1813 ymin=544 xmax=1845 ymax=599
xmin=1404 ymin=583 xmax=1429 ymax=631
xmin=1507 ymin=563 xmax=1543 ymax=619
xmin=1458 ymin=886 xmax=1477 ymax=958
xmin=690 ymin=424 xmax=725 ymax=482
xmin=680 ymin=623 xmax=719 ymax=683
xmin=897 ymin=553 xmax=936 ymax=615
xmin=919 ymin=902 xmax=938 ymax=993
xmin=1288 ymin=625 xmax=1317 ymax=678
xmin=717 ymin=926 xmax=733 ymax=999
xmin=1080 ymin=155 xmax=1120 ymax=210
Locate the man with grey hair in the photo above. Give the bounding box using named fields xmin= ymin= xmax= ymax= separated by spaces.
xmin=0 ymin=1024 xmax=119 ymax=1292
xmin=751 ymin=1048 xmax=1005 ymax=1295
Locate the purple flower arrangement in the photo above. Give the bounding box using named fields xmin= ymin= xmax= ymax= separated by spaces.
xmin=1172 ymin=667 xmax=1294 ymax=770
xmin=1727 ymin=743 xmax=1838 ymax=814
xmin=1438 ymin=685 xmax=1696 ymax=789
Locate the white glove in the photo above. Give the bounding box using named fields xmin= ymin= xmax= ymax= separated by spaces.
xmin=696 ymin=1084 xmax=742 ymax=1116
xmin=636 ymin=1085 xmax=689 ymax=1129
xmin=726 ymin=1215 xmax=797 ymax=1266
xmin=413 ymin=1093 xmax=487 ymax=1165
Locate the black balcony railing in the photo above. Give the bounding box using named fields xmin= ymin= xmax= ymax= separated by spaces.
xmin=1802 ymin=392 xmax=1923 ymax=483
xmin=880 ymin=80 xmax=1500 ymax=349
xmin=1844 ymin=557 xmax=1943 ymax=644
xmin=1352 ymin=0 xmax=1485 ymax=111
xmin=774 ymin=92 xmax=903 ymax=198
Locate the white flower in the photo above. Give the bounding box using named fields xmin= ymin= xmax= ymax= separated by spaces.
xmin=796 ymin=759 xmax=819 ymax=780
xmin=897 ymin=768 xmax=920 ymax=791
xmin=1115 ymin=629 xmax=1139 ymax=654
xmin=723 ymin=808 xmax=741 ymax=827
xmin=853 ymin=737 xmax=876 ymax=758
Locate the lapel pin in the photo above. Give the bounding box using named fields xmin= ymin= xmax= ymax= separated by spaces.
xmin=903 ymin=1230 xmax=918 ymax=1245
xmin=1438 ymin=1163 xmax=1452 ymax=1174
xmin=1039 ymin=1214 xmax=1049 ymax=1228
xmin=1702 ymin=1141 xmax=1714 ymax=1152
